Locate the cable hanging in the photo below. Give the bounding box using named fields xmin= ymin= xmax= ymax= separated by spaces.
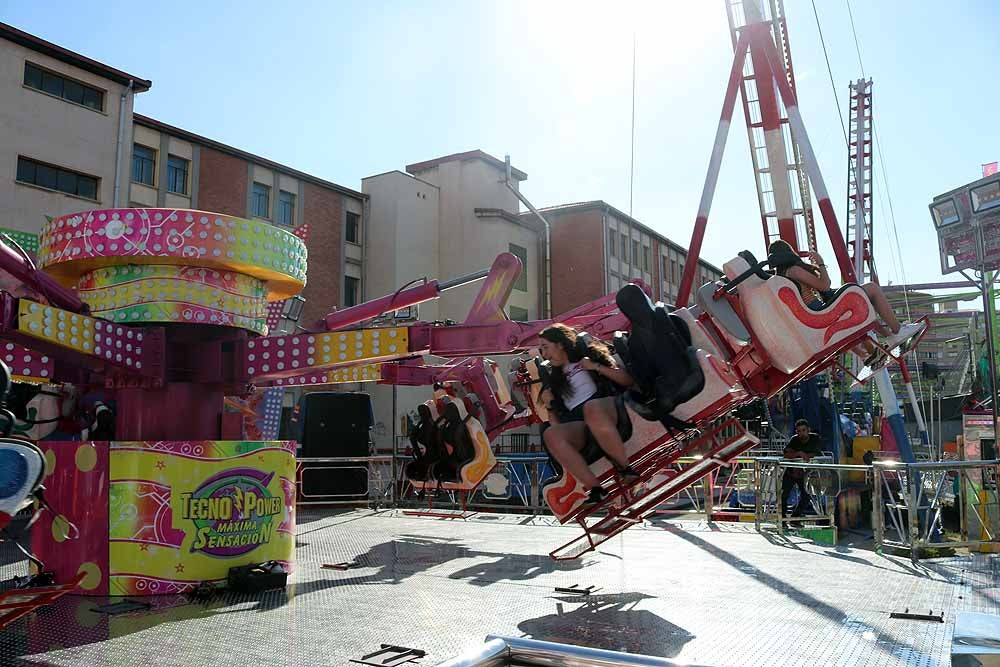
xmin=812 ymin=0 xmax=926 ymax=399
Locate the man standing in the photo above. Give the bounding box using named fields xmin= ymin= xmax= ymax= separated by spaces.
xmin=782 ymin=419 xmax=824 ymax=517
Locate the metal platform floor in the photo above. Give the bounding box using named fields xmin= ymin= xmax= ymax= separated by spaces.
xmin=1 ymin=508 xmax=996 ymax=666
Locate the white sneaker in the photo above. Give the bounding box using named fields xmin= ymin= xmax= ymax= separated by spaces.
xmin=883 ymin=322 xmax=925 ymax=351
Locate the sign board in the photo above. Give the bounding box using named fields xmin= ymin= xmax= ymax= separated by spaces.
xmin=930 ymin=175 xmax=1000 ymax=274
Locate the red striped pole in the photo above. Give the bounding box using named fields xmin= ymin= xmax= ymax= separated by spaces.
xmin=676 ymin=29 xmax=751 ymax=308
xmin=747 ymin=23 xmax=799 ymax=249
xmin=756 ymin=30 xmax=858 ymax=285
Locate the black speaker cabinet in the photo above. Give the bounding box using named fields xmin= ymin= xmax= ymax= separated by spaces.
xmin=299 ymin=392 xmax=372 ymax=458
xmin=298 ymin=392 xmax=372 ymax=499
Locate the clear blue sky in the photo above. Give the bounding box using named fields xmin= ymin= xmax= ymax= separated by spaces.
xmin=4 ymin=1 xmax=997 ymax=291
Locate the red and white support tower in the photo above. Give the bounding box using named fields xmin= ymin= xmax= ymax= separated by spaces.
xmin=846 ymin=78 xmax=876 ymax=284
xmin=725 ymin=0 xmax=817 ymax=254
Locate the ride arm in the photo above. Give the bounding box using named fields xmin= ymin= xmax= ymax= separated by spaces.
xmin=0 ymin=236 xmax=88 ymax=314
xmin=318 ymin=264 xmax=500 ymax=332
xmin=247 ymin=285 xmax=640 ymax=384
xmin=0 ymin=293 xmax=164 ymax=382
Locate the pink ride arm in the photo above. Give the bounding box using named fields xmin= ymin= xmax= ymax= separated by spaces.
xmin=0 ymin=237 xmax=87 ymax=314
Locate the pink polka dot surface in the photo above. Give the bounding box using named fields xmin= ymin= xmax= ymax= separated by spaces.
xmin=37 ymin=208 xmax=307 ymax=301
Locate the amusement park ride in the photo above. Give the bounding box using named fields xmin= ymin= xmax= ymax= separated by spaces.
xmin=0 ymin=0 xmax=929 ymax=627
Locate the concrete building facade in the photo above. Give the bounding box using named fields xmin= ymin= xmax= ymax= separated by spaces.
xmin=0 ymin=22 xmax=151 ymax=237
xmin=364 ymin=151 xmax=543 ymax=324
xmin=362 ymin=151 xmax=545 ymax=451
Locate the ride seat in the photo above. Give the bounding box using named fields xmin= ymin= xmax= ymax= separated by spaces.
xmin=673 ymin=306 xmax=727 ymax=360
xmin=441 ymin=396 xmax=496 ymax=488
xmin=725 ymin=253 xmax=877 ymax=374
xmin=0 ymin=439 xmax=45 ymax=529
xmin=672 ymin=349 xmax=747 ymax=422
xmin=696 ymin=282 xmax=750 ymax=347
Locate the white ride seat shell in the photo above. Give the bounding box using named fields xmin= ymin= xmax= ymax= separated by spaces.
xmin=696 ymin=281 xmax=750 ymax=348
xmin=672 ymin=349 xmax=746 ymax=422
xmin=727 ymin=256 xmax=877 ymax=374
xmin=674 ymin=306 xmax=727 ymax=361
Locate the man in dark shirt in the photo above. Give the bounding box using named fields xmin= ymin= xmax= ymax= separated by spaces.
xmin=781 ymin=419 xmax=824 ymax=517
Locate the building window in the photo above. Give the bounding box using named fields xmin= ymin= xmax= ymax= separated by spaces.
xmin=345 ymin=211 xmax=360 ymax=243
xmin=23 ymin=62 xmax=104 ymax=111
xmin=508 ymin=305 xmax=529 ymax=322
xmin=661 ymin=256 xmax=669 ymax=280
xmin=620 ymin=233 xmax=627 ymax=261
xmin=509 ymin=243 xmax=528 ymax=292
xmin=251 ymin=182 xmax=271 ymax=218
xmin=277 ymin=190 xmax=296 ymax=226
xmin=676 ymin=261 xmax=684 ymax=283
xmin=632 ymin=240 xmax=640 ymax=266
xmin=166 ymin=155 xmax=188 ymax=195
xmin=344 ymin=275 xmax=361 ymax=307
xmin=608 ymin=229 xmax=616 ymax=258
xmin=132 ymin=145 xmax=155 ymax=186
xmin=643 ymin=246 xmax=651 ymax=273
xmin=16 ymin=156 xmax=98 ymax=200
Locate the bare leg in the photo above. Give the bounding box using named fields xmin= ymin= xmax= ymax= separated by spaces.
xmin=862 ymin=283 xmax=901 ymax=334
xmin=543 ymin=422 xmax=600 ymax=489
xmin=583 ymin=398 xmax=629 ymax=469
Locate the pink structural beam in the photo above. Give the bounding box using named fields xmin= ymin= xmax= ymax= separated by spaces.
xmin=319 ymin=253 xmax=521 ymax=332
xmin=245 ymin=267 xmax=642 ymax=387
xmin=677 ymin=17 xmax=857 ymax=308
xmin=0 ymin=235 xmax=87 ymax=314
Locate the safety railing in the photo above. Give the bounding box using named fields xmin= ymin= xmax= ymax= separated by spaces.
xmin=873 ymin=459 xmax=1000 ymax=563
xmin=295 ymin=455 xmax=396 ymax=507
xmin=754 ymin=457 xmax=869 ymax=539
xmin=649 ymin=456 xmax=759 ymax=516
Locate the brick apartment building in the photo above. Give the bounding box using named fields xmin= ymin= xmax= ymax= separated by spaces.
xmin=528 ymin=200 xmax=724 ymax=313
xmin=128 ymin=115 xmax=367 ymax=332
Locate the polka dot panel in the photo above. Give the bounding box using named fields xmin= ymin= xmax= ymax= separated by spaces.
xmin=37 ymin=208 xmax=307 ymax=300
xmin=1 ymin=341 xmax=54 ymax=380
xmin=0 ymin=227 xmax=39 ymax=255
xmin=77 ymin=264 xmax=268 ymax=334
xmin=245 ymin=327 xmax=408 ymax=379
xmin=18 ymin=300 xmax=146 ymax=370
xmin=272 ymin=363 xmax=383 ymax=386
xmin=18 ymin=300 xmax=95 ymax=355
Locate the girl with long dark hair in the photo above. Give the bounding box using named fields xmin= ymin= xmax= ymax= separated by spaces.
xmin=537 ymin=324 xmax=638 ymax=504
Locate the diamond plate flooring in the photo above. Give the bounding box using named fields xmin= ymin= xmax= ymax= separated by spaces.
xmin=0 ymin=508 xmax=995 ymax=666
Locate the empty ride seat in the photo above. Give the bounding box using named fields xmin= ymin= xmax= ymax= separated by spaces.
xmin=696 ymin=281 xmax=751 ymax=349
xmin=615 ymin=284 xmax=704 ymax=421
xmin=673 ymin=305 xmax=728 ymax=360
xmin=659 ymin=306 xmax=745 ymax=421
xmin=672 ymin=348 xmax=747 ymax=422
xmin=724 ymin=252 xmax=876 ymax=374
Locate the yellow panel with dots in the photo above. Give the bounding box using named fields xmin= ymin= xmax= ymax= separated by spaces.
xmin=18 ymin=300 xmax=95 ymax=355
xmin=325 ymin=363 xmax=383 ymax=384
xmin=308 ymin=327 xmax=409 ymax=366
